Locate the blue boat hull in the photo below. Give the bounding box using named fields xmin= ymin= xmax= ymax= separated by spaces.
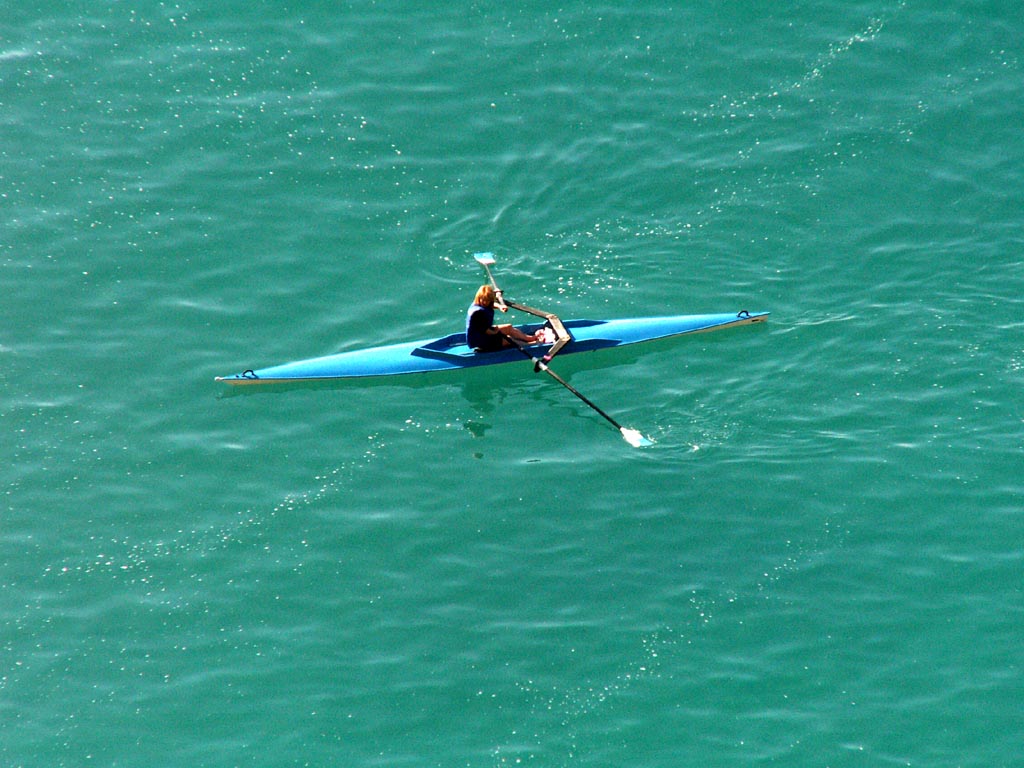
xmin=215 ymin=311 xmax=768 ymax=385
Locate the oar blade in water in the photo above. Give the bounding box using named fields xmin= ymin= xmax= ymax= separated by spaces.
xmin=620 ymin=427 xmax=654 ymax=448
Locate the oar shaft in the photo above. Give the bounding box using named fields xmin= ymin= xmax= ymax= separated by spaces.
xmin=499 ymin=332 xmax=629 ymax=433
xmin=532 ymin=358 xmax=627 ymax=432
xmin=478 ymin=253 xmax=650 ymax=446
xmin=478 ymin=263 xmax=507 ymax=310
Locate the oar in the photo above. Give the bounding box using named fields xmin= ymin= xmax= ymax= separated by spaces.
xmin=507 ymin=334 xmax=653 ymax=447
xmin=474 ymin=253 xmax=652 ymax=448
xmin=473 ymin=251 xmax=507 ymax=310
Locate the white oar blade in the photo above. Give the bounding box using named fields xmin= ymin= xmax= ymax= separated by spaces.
xmin=620 ymin=428 xmax=653 ymax=448
xmin=473 ymin=252 xmax=496 ymax=266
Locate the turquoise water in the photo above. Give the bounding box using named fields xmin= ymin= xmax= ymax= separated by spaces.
xmin=3 ymin=1 xmax=1022 ymax=765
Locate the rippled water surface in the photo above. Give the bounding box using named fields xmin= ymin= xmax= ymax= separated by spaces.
xmin=3 ymin=2 xmax=1022 ymax=765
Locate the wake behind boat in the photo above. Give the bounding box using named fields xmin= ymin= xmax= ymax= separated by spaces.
xmin=214 ymin=311 xmax=768 ymax=385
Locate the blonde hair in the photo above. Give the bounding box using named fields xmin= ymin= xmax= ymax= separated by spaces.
xmin=474 ymin=285 xmax=496 ymax=307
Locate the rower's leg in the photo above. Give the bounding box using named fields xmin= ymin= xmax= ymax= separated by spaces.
xmin=497 ymin=324 xmax=538 ymax=344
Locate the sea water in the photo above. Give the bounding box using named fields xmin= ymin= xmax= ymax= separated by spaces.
xmin=3 ymin=2 xmax=1022 ymax=765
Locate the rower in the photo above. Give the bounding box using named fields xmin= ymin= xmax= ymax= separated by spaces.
xmin=466 ymin=285 xmax=543 ymax=352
